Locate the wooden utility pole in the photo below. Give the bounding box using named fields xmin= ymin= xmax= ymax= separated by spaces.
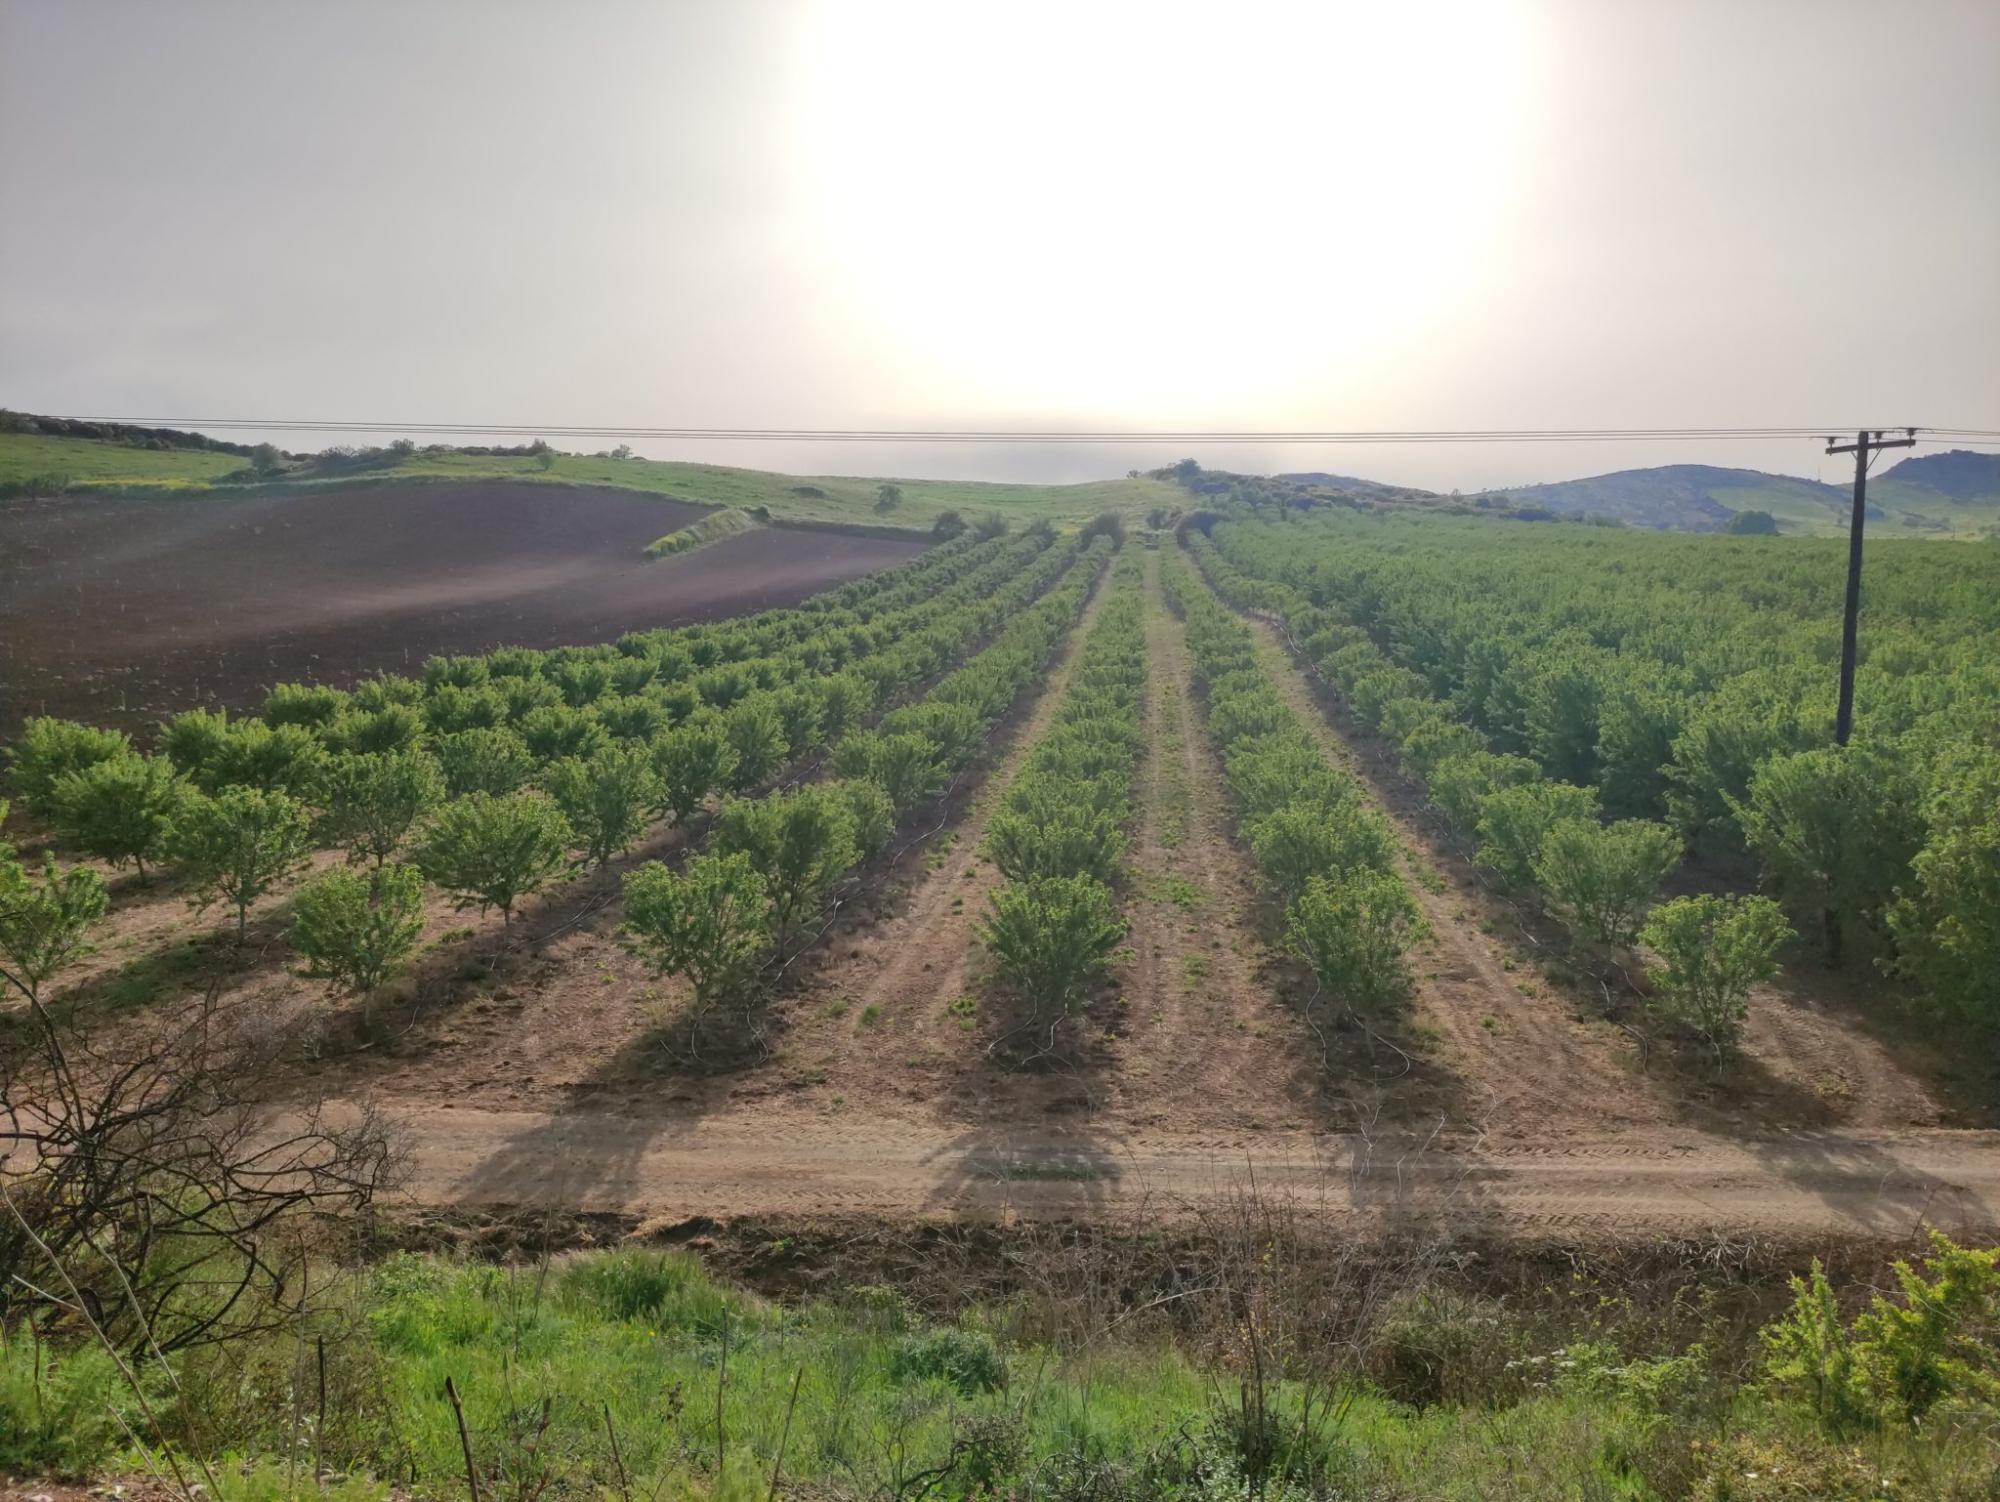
xmin=1824 ymin=428 xmax=1915 ymax=745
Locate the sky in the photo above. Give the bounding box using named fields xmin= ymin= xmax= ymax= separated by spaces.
xmin=1 ymin=0 xmax=1995 ymax=491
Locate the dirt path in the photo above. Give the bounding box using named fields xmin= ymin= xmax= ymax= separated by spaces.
xmin=1092 ymin=551 xmax=1326 ymax=1131
xmin=350 ymin=1095 xmax=2000 ymax=1239
xmin=1230 ymin=609 xmax=1667 ymax=1140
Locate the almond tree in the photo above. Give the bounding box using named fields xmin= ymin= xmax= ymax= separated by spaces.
xmin=170 ymin=785 xmax=314 ymax=940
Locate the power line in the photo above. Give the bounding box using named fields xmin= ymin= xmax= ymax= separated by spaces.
xmin=47 ymin=416 xmax=2000 ymax=446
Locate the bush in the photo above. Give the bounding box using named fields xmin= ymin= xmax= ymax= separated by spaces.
xmin=713 ymin=785 xmax=858 ymax=934
xmin=545 ymin=741 xmax=662 ymax=868
xmin=931 ymin=509 xmax=967 ymax=539
xmin=1247 ymin=799 xmax=1396 ymax=903
xmin=1534 ymin=817 xmax=1681 ymax=946
xmin=0 ymin=1331 xmax=130 ymax=1475
xmin=0 ymin=856 xmax=108 ymax=1005
xmin=653 ymin=718 xmax=738 ymax=822
xmin=1474 ymin=779 xmax=1602 ymax=890
xmin=891 ymin=1326 xmax=1007 ymax=1396
xmin=437 ymin=727 xmax=536 ymax=798
xmin=319 ymin=748 xmax=445 ymax=867
xmin=623 ymin=851 xmax=769 ymax=1014
xmin=263 ymin=680 xmax=349 ymax=729
xmin=50 ymin=754 xmax=187 ymax=879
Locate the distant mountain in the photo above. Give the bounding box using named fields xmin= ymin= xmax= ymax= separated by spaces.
xmin=1457 ymin=455 xmax=2000 ymax=536
xmin=1465 ymin=465 xmax=1847 ymax=532
xmin=1880 ymin=449 xmax=2000 ymax=500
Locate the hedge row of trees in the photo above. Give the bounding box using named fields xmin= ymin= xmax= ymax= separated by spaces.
xmin=1160 ymin=549 xmax=1429 ymax=1021
xmin=1185 ymin=529 xmax=1794 ymax=1053
xmin=621 ymin=537 xmax=1118 ymax=1021
xmin=980 ymin=553 xmax=1146 ymax=1018
xmin=1 ymin=528 xmax=1091 ymax=1008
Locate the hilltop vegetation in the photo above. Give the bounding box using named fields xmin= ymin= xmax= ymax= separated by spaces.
xmin=0 ymin=412 xmax=1176 ymax=532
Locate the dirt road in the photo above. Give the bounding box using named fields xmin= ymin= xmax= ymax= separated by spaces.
xmin=362 ymin=1096 xmax=2000 ymax=1239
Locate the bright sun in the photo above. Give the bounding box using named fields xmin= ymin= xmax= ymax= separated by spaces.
xmin=787 ymin=0 xmax=1529 ymax=422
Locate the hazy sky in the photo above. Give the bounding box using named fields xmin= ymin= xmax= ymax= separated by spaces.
xmin=2 ymin=0 xmax=1995 ymax=490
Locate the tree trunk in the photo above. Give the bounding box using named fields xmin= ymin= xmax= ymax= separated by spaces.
xmin=1823 ymin=907 xmax=1842 ymax=969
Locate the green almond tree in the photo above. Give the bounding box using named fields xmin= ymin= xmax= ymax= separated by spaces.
xmin=415 ymin=791 xmax=572 ymax=929
xmin=623 ymin=852 xmax=770 ymax=1017
xmin=50 ymin=754 xmax=188 ymax=881
xmin=0 ymin=855 xmax=109 ymax=1010
xmin=291 ymin=863 xmax=427 ymax=999
xmin=546 ymin=742 xmax=663 ymax=869
xmin=170 ymin=785 xmax=315 ymax=941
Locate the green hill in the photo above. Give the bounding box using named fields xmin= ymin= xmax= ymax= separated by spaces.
xmin=1471 ymin=458 xmax=1999 ymax=537
xmin=0 ymin=416 xmax=1178 ymax=532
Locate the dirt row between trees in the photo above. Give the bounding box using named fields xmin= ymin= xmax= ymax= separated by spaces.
xmin=1232 ymin=604 xmax=1958 ymax=1141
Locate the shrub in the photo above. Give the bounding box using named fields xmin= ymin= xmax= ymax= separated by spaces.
xmin=291 ymin=863 xmax=427 ymax=996
xmin=320 ymin=748 xmax=446 ymax=867
xmin=714 ymin=786 xmax=858 ymax=934
xmin=653 ymin=718 xmax=738 ymax=822
xmin=205 ymin=719 xmax=329 ymax=798
xmin=329 ymin=703 xmax=425 ymax=757
xmin=1247 ymin=799 xmax=1396 ymax=903
xmin=1285 ymin=869 xmax=1428 ymax=1016
xmin=263 ymin=680 xmax=349 ymax=729
xmin=0 ymin=856 xmax=108 ymax=1005
xmin=834 ymin=778 xmax=895 ymax=857
xmin=436 ymin=727 xmax=536 ymax=798
xmin=518 ymin=703 xmax=610 ymax=764
xmin=1735 ymin=744 xmax=1923 ymax=967
xmin=723 ymin=696 xmax=787 ymax=790
xmin=931 ymin=509 xmax=967 ymax=539
xmin=987 ymin=803 xmax=1125 ymax=885
xmin=891 ymin=1327 xmax=1007 ymax=1396
xmin=1473 ymin=778 xmax=1601 ymax=890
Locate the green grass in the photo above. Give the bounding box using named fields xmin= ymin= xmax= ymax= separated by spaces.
xmin=644 ymin=507 xmax=759 ymax=558
xmin=0 ymin=432 xmax=1180 ymax=534
xmin=0 ymin=433 xmax=247 ymax=489
xmin=11 ymin=1243 xmax=1992 ymax=1500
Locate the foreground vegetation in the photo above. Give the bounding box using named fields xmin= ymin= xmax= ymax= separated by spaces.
xmin=3 ymin=1230 xmax=1995 ymax=1500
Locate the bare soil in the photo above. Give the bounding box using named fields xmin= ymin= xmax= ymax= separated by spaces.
xmin=0 ymin=481 xmax=925 ymax=734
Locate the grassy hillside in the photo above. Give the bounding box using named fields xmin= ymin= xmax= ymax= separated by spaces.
xmin=0 ymin=429 xmax=1179 ymax=532
xmin=0 ymin=431 xmax=248 ymax=488
xmin=1474 ymin=460 xmax=2000 ymax=538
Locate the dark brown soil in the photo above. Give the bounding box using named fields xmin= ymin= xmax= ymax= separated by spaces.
xmin=0 ymin=481 xmax=926 ymax=734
